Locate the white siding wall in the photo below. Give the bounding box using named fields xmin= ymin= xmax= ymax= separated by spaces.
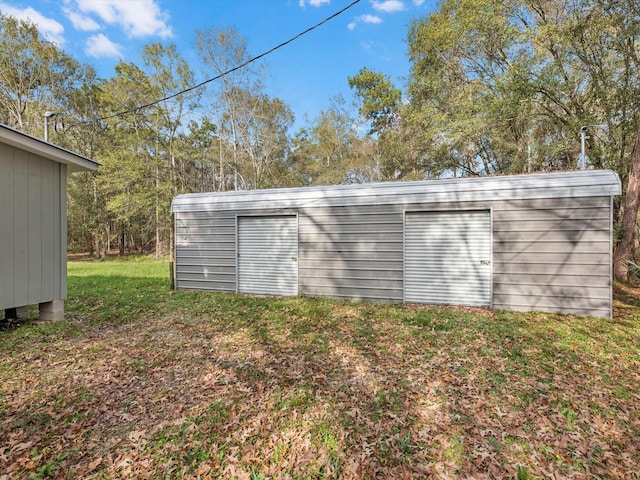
xmin=0 ymin=143 xmax=67 ymax=310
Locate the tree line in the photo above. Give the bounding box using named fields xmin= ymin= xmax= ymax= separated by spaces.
xmin=1 ymin=0 xmax=640 ymax=281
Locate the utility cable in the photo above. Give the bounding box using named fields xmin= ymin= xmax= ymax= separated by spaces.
xmin=82 ymin=0 xmax=362 ymax=125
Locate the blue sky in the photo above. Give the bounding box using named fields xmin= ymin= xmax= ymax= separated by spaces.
xmin=0 ymin=0 xmax=436 ymax=130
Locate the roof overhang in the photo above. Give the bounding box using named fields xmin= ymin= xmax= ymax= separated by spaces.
xmin=0 ymin=123 xmax=99 ymax=173
xmin=172 ymin=169 xmax=622 ymax=213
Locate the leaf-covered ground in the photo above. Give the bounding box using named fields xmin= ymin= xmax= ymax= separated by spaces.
xmin=1 ymin=258 xmax=639 ymax=479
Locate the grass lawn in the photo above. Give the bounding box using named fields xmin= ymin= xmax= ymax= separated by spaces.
xmin=1 ymin=257 xmax=639 ymax=479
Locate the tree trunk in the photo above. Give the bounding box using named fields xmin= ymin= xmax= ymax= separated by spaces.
xmin=219 ymin=138 xmax=225 ymax=192
xmin=120 ymin=226 xmax=125 ymax=255
xmin=155 ymin=165 xmax=161 ymax=258
xmin=613 ymin=120 xmax=640 ymax=282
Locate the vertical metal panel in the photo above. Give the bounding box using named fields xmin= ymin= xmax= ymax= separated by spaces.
xmin=0 ymin=145 xmax=14 ymax=309
xmin=41 ymin=160 xmax=54 ymax=301
xmin=28 ymin=157 xmax=42 ymax=304
xmin=59 ymin=164 xmax=67 ymax=299
xmin=53 ymin=163 xmax=62 ymax=299
xmin=237 ymin=215 xmax=298 ymax=296
xmin=13 ymin=171 xmax=29 ymax=307
xmin=404 ymin=210 xmax=492 ymax=307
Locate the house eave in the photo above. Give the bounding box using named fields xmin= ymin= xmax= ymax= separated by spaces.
xmin=0 ymin=123 xmax=100 ymax=173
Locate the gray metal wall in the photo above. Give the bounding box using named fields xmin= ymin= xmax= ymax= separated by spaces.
xmin=174 ymin=211 xmax=237 ymax=291
xmin=298 ymin=205 xmax=404 ymax=301
xmin=492 ymin=196 xmax=612 ymax=318
xmin=0 ymin=143 xmax=67 ymax=310
xmin=174 ymin=194 xmax=613 ymax=317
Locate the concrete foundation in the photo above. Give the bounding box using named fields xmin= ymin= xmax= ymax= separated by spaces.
xmin=39 ymin=300 xmax=64 ymax=321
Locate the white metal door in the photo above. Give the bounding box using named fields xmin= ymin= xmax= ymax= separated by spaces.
xmin=405 ymin=210 xmax=491 ymax=306
xmin=237 ymin=216 xmax=298 ymax=296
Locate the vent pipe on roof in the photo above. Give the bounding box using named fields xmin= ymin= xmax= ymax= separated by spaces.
xmin=44 ymin=111 xmax=62 ymax=142
xmin=579 ymin=126 xmax=589 ymax=170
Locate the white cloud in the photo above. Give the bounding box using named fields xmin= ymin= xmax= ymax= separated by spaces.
xmin=64 ymin=8 xmax=100 ymax=31
xmin=299 ymin=0 xmax=331 ymax=6
xmin=360 ymin=14 xmax=383 ymax=24
xmin=85 ymin=33 xmax=122 ymax=58
xmin=73 ymin=0 xmax=172 ymax=38
xmin=371 ymin=0 xmax=405 ymax=13
xmin=0 ymin=3 xmax=65 ymax=44
xmin=348 ymin=14 xmax=383 ymax=30
xmin=347 ymin=14 xmax=382 ymax=30
xmin=413 ymin=0 xmax=426 ymax=5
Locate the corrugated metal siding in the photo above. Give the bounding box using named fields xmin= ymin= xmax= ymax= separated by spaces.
xmin=172 ymin=183 xmax=616 ymax=318
xmin=237 ymin=216 xmax=298 ymax=296
xmin=404 ymin=210 xmax=492 ymax=307
xmin=174 ymin=212 xmax=236 ymax=291
xmin=298 ymin=207 xmax=403 ymax=301
xmin=492 ymin=196 xmax=612 ymax=317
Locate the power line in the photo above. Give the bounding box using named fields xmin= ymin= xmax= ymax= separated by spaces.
xmin=85 ymin=0 xmax=362 ymax=125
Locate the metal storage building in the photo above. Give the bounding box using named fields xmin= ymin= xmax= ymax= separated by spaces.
xmin=171 ymin=169 xmax=621 ymax=318
xmin=0 ymin=124 xmax=99 ymax=321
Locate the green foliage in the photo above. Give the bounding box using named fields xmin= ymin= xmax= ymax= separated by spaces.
xmin=516 ymin=465 xmax=531 ymax=480
xmin=288 ymin=95 xmax=360 ymax=185
xmin=3 ymin=4 xmax=640 ymax=260
xmin=404 ymin=0 xmax=640 ymax=177
xmin=348 ymin=67 xmax=401 ymax=134
xmin=0 ymin=14 xmax=86 ymax=134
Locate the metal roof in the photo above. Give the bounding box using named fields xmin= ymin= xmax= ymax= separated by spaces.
xmin=171 ymin=169 xmax=622 ymax=213
xmin=0 ymin=123 xmax=99 ymax=173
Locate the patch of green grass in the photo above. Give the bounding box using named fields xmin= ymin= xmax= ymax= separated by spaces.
xmin=516 ymin=465 xmax=532 ymax=480
xmin=371 ymin=387 xmax=402 ymax=421
xmin=66 ymin=258 xmax=169 ymax=324
xmin=31 ymin=452 xmax=67 ymax=479
xmin=611 ymin=385 xmax=632 ymax=399
xmin=249 ymin=471 xmax=266 ymax=480
xmin=0 ymin=258 xmax=638 ymax=479
xmin=314 ymin=421 xmax=340 ymax=455
xmin=396 ymin=430 xmax=419 ymax=456
xmin=287 ymin=387 xmax=314 ymax=409
xmin=0 ymin=320 xmax=83 ymax=353
xmin=443 ymin=434 xmax=464 ymax=464
xmin=560 ymin=405 xmax=579 ymax=426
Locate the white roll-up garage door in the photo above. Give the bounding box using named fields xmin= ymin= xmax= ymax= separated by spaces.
xmin=404 ymin=210 xmax=491 ymax=307
xmin=237 ymin=215 xmax=298 ymax=296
